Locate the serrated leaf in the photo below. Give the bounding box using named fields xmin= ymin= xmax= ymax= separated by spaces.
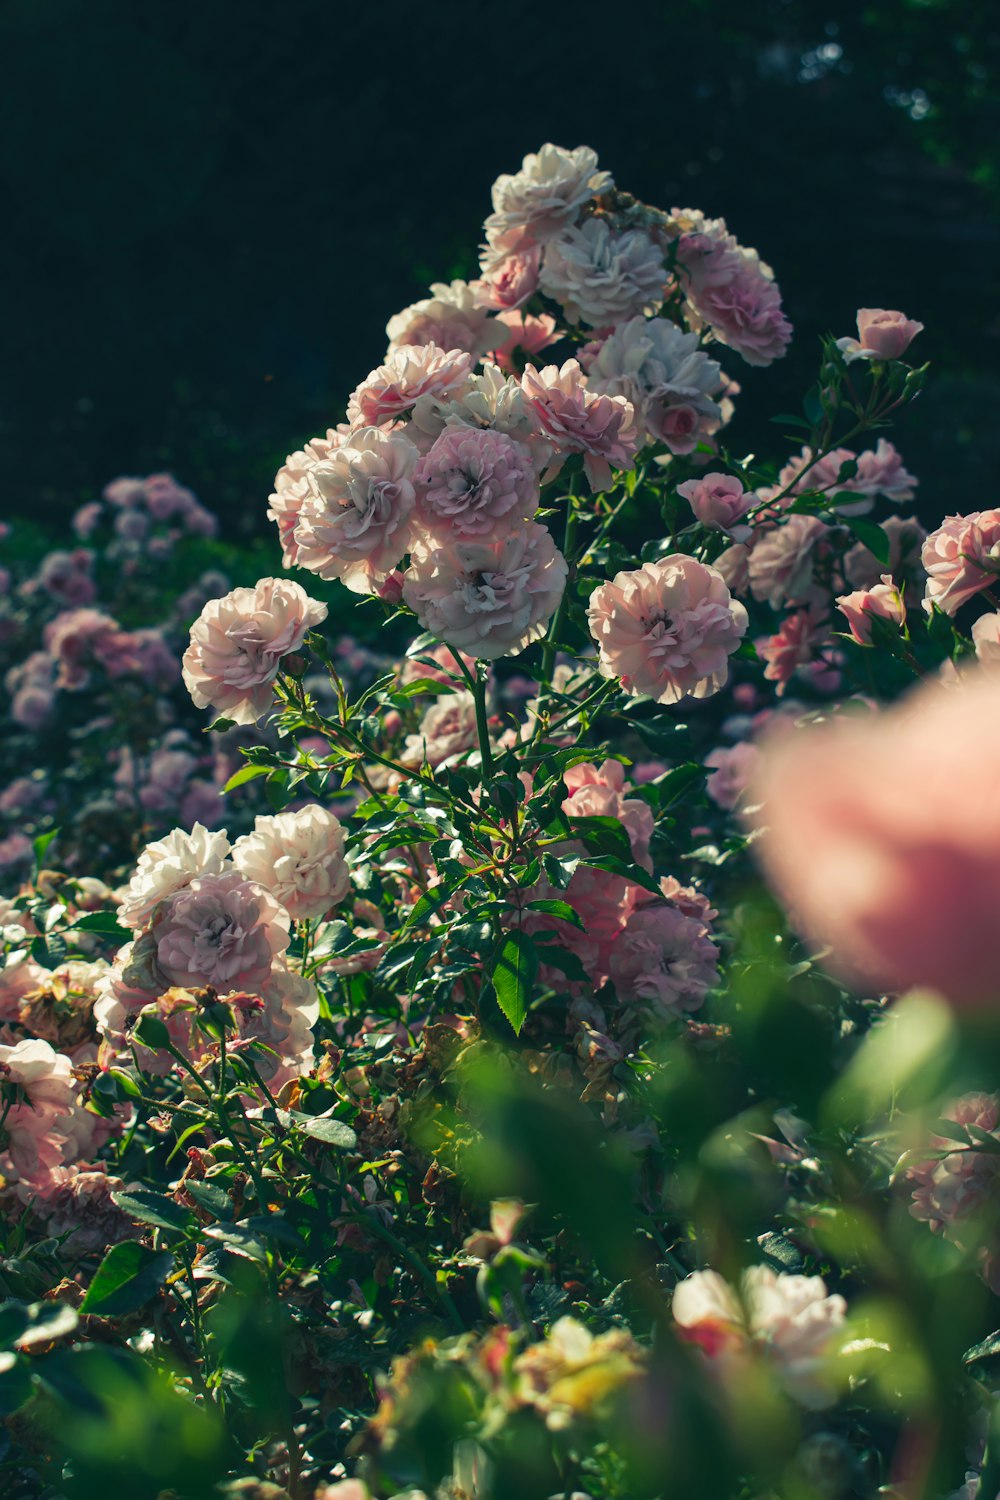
xmin=80 ymin=1242 xmax=174 ymax=1316
xmin=202 ymin=1224 xmax=269 ymax=1263
xmin=492 ymin=930 xmax=538 ymax=1036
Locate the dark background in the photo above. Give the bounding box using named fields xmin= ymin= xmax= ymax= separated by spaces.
xmin=1 ymin=0 xmax=998 ymax=537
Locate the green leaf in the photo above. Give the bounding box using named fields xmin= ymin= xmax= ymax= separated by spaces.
xmin=654 ymin=762 xmax=706 ymax=808
xmin=277 ymin=1109 xmax=358 ymax=1149
xmin=72 ymin=911 xmax=131 ymax=942
xmin=845 ymin=517 xmax=891 ymax=565
xmin=492 ymin=930 xmax=538 ymax=1036
xmin=222 ymin=763 xmax=272 ymax=794
xmin=14 ymin=1301 xmax=79 ymax=1349
xmin=80 ymin=1242 xmax=174 ymax=1317
xmin=965 ymin=1330 xmax=1000 ymax=1364
xmin=524 ymin=898 xmax=584 ymax=930
xmin=183 ymin=1180 xmax=235 ymax=1222
xmin=32 ymin=828 xmax=60 ymax=870
xmin=110 ymin=1189 xmax=197 ymax=1235
xmin=202 ymin=1224 xmax=269 ymax=1263
xmin=568 ymin=815 xmax=633 ymax=863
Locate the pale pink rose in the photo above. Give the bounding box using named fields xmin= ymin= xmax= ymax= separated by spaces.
xmin=587 ymin=556 xmax=748 ymax=704
xmin=182 ymin=578 xmax=328 ymax=725
xmin=759 ymin=608 xmax=832 ymax=696
xmin=748 ymin=515 xmax=829 ymax=610
xmin=232 ymin=805 xmax=349 ymax=922
xmin=0 ymin=1038 xmax=86 ymax=1189
xmin=655 ymin=876 xmax=719 ymax=926
xmin=413 ymin=426 xmax=538 ymax=541
xmin=403 ymin=523 xmax=568 ymax=660
xmin=714 ymin=542 xmax=752 ymax=595
xmin=836 ymin=575 xmax=906 ymax=644
xmin=149 ymin=870 xmax=290 ymax=992
xmin=608 ymin=904 xmax=719 ymax=1016
xmin=36 ymin=549 xmax=96 ymax=606
xmin=686 ymin=244 xmax=792 ymax=367
xmin=759 ymin=441 xmax=917 ymax=517
xmin=673 ymin=1266 xmax=846 ymax=1408
xmin=44 ymin=609 xmax=138 ymax=690
xmin=853 ymin=439 xmax=918 ymax=504
xmin=119 ymin=824 xmax=233 ymax=930
xmin=922 ymin=511 xmax=1000 ymax=617
xmin=409 ymin=361 xmax=546 ymax=464
xmin=472 ymin=244 xmax=542 ymax=310
xmin=837 ymin=308 xmax=924 ymax=362
xmin=386 ymin=279 xmax=502 ymax=359
xmin=490 ymin=310 xmax=560 ymax=374
xmin=400 ymin=642 xmax=478 ymax=687
xmin=539 ymin=218 xmax=666 ymax=328
xmin=562 ymin=759 xmax=654 ymax=869
xmin=907 ymin=1092 xmax=1000 ymax=1236
xmin=346 ymin=344 xmax=473 ymax=428
xmin=583 ymin=317 xmax=723 ymax=454
xmin=749 ymin=671 xmax=1000 ymax=1004
xmin=267 ymin=430 xmax=343 ymax=568
xmin=677 ymin=473 xmax=752 ymax=534
xmin=704 ymin=742 xmax=761 ymax=810
xmin=521 ymin=359 xmax=638 ymax=493
xmin=972 ymin=612 xmax=1000 ymax=666
xmin=486 ymin=143 xmax=611 ymax=246
xmin=400 ymin=691 xmax=479 ymax=769
xmin=844 ymin=514 xmax=927 ymax=590
xmin=521 ymin=864 xmax=635 ymax=993
xmin=294 ymin=427 xmax=420 ymax=593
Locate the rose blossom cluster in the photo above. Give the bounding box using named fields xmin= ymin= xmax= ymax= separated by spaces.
xmin=72 ymin=472 xmax=218 ymax=555
xmin=257 ymin=144 xmax=798 ymax=677
xmin=98 ymin=810 xmax=348 ymax=1084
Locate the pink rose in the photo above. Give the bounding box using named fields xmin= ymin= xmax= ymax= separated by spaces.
xmin=520 ymin=359 xmax=638 ymax=494
xmin=385 ymin=280 xmax=501 ymax=360
xmin=922 ymin=511 xmax=1000 ymax=617
xmin=233 ymin=806 xmax=350 ymax=922
xmin=473 ymin=245 xmax=542 ymax=310
xmin=704 ymin=742 xmax=761 ymax=810
xmin=149 ymin=870 xmax=290 ymax=992
xmin=608 ymin=904 xmax=719 ymax=1017
xmin=587 ymin=556 xmax=748 ymax=704
xmin=414 ymin=426 xmax=538 ymax=541
xmin=346 ymin=344 xmax=473 ymax=428
xmin=677 ymin=473 xmax=753 ymax=534
xmin=748 ymin=515 xmax=829 ymax=610
xmin=402 ymin=522 xmax=567 ymax=660
xmin=836 ymin=575 xmax=906 ymax=645
xmin=490 ymin=310 xmax=560 ymax=374
xmin=182 ymin=577 xmax=328 ymax=725
xmin=758 ymin=608 xmax=832 ymax=696
xmin=749 ymin=670 xmax=1000 ymax=1005
xmin=837 ymin=308 xmax=924 ymax=362
xmin=294 ymin=427 xmax=420 ymax=593
xmin=972 ymin=612 xmax=1000 ymax=666
xmin=400 ymin=692 xmax=479 ymax=769
xmin=562 ymin=759 xmax=654 ymax=870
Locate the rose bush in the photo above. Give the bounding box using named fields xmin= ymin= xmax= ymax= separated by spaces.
xmin=4 ymin=141 xmax=1000 ymax=1500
